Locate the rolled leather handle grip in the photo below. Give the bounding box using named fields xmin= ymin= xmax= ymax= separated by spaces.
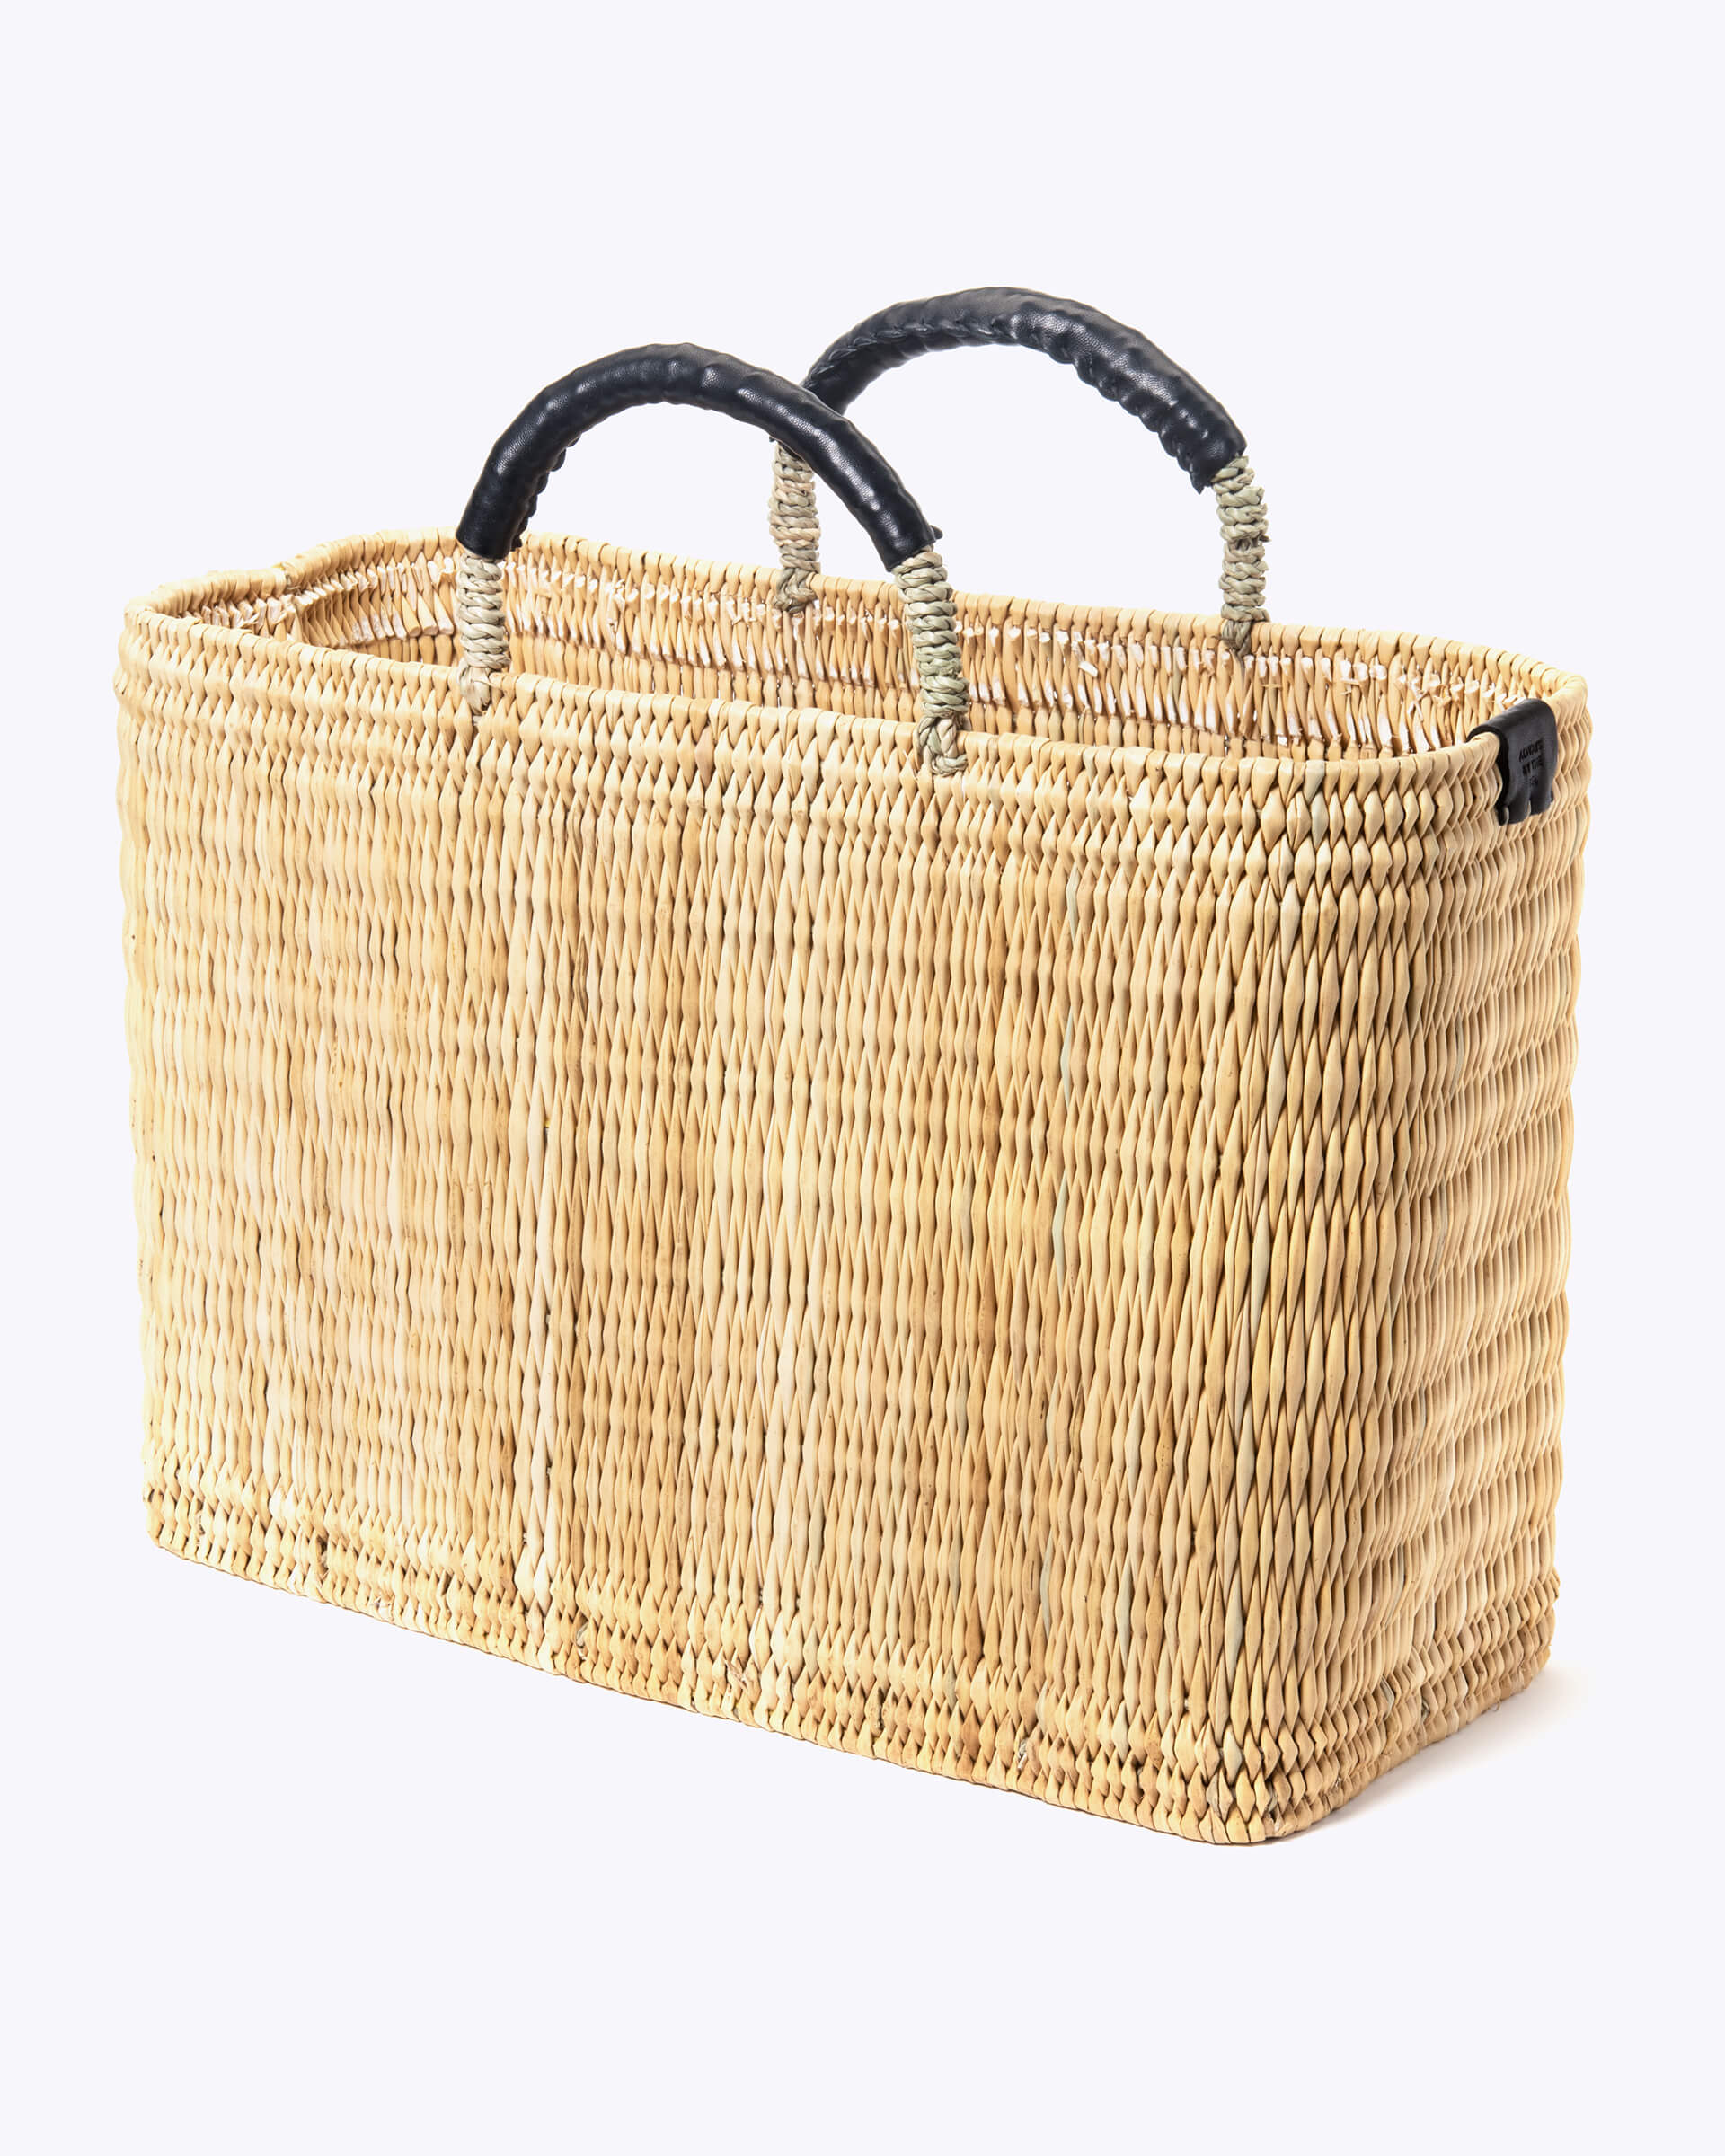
xmin=767 ymin=290 xmax=1268 ymax=656
xmin=801 ymin=288 xmax=1246 ymax=490
xmin=453 ymin=344 xmax=968 ymax=773
xmin=456 ymin=342 xmax=938 ymax=566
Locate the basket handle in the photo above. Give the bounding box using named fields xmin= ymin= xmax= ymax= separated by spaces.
xmin=767 ymin=288 xmax=1268 ymax=653
xmin=455 ymin=344 xmax=968 ymax=772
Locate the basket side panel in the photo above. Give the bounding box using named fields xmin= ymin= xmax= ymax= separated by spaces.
xmin=1369 ymin=694 xmax=1590 ymax=1780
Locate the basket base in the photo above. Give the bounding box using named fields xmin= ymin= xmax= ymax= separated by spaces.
xmin=145 ymin=1471 xmax=1556 ymax=1843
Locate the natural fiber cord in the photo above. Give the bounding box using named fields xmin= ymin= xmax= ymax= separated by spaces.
xmin=454 ymin=547 xmax=507 ymax=711
xmin=768 ymin=444 xmax=820 ymax=612
xmin=119 ymin=528 xmax=1588 ymax=1841
xmin=889 ymin=546 xmax=969 ymax=772
xmin=1212 ymin=452 xmax=1268 ymax=655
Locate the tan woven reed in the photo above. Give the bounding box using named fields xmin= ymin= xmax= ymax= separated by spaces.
xmin=118 ymin=532 xmax=1589 ymax=1841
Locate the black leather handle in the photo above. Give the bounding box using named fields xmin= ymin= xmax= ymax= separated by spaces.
xmin=801 ymin=288 xmax=1247 ymax=491
xmin=457 ymin=343 xmax=939 ymax=565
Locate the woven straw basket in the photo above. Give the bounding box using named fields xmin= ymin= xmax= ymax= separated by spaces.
xmin=117 ymin=297 xmax=1589 ymax=1841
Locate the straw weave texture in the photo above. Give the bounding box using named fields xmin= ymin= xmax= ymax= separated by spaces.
xmin=118 ymin=532 xmax=1588 ymax=1840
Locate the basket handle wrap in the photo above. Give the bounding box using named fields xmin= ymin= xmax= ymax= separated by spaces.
xmin=456 ymin=344 xmax=968 ymax=772
xmin=767 ymin=288 xmax=1268 ymax=654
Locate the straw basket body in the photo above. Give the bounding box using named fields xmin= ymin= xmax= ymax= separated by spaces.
xmin=117 ymin=530 xmax=1588 ymax=1840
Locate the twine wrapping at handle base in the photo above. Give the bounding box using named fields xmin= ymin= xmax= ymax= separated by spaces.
xmin=768 ymin=441 xmax=822 ymax=613
xmin=889 ymin=548 xmax=968 ymax=773
xmin=1211 ymin=453 xmax=1269 ymax=653
xmin=454 ymin=549 xmax=508 ymax=713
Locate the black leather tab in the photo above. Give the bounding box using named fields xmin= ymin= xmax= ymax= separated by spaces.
xmin=457 ymin=344 xmax=938 ymax=566
xmin=1469 ymin=699 xmax=1559 ymax=825
xmin=801 ymin=289 xmax=1247 ymax=491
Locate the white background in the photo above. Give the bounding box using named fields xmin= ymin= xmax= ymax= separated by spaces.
xmin=4 ymin=3 xmax=1719 ymax=2147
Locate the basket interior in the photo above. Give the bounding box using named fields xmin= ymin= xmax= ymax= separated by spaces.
xmin=172 ymin=528 xmax=1572 ymax=769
